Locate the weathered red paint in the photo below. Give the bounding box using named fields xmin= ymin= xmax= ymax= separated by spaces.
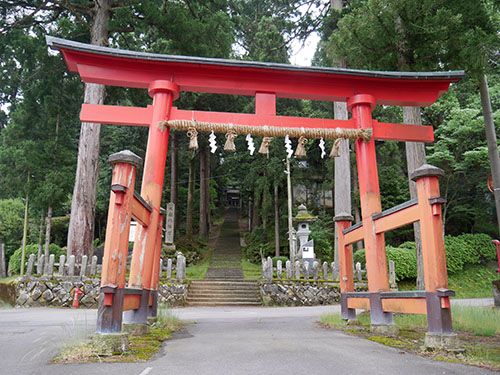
xmin=349 ymin=94 xmax=391 ymax=294
xmin=100 ymin=161 xmax=137 ymax=289
xmin=128 ymin=81 xmax=178 ymax=291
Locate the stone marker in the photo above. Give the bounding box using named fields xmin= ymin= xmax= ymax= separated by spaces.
xmin=159 ymin=258 xmax=163 ymax=279
xmin=331 ymin=262 xmax=338 ymax=280
xmin=164 ymin=202 xmax=176 ymax=245
xmin=90 ymin=255 xmax=98 ymax=276
xmin=389 ymin=260 xmax=397 ymax=289
xmin=36 ymin=254 xmax=44 ymax=275
xmin=58 ymin=255 xmax=66 ymax=276
xmin=322 ymin=262 xmax=328 ymax=280
xmin=294 ymin=261 xmax=300 ymax=279
xmin=67 ymin=255 xmax=75 ymax=276
xmin=0 ymin=243 xmax=6 ymax=278
xmin=277 ymin=260 xmax=282 ymax=279
xmin=176 ymin=253 xmax=185 ymax=281
xmin=303 ymin=261 xmax=309 ymax=280
xmin=355 ymin=262 xmax=362 ymax=280
xmin=80 ymin=255 xmax=88 ymax=277
xmin=267 ymin=257 xmax=273 ymax=280
xmin=313 ymin=261 xmax=319 ymax=280
xmin=285 ymin=260 xmax=292 ymax=279
xmin=26 ymin=254 xmax=35 ymax=276
xmin=166 ymin=258 xmax=172 ymax=279
xmin=47 ymin=254 xmax=55 ymax=276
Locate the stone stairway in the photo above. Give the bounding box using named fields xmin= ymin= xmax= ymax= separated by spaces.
xmin=187 ymin=279 xmax=261 ymax=306
xmin=186 ymin=208 xmax=261 ymax=306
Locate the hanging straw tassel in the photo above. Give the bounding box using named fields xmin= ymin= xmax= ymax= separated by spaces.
xmin=187 ymin=126 xmax=199 ymax=150
xmin=224 ymin=130 xmax=238 ymax=152
xmin=295 ymin=136 xmax=308 ymax=158
xmin=258 ymin=137 xmax=273 ymax=155
xmin=329 ymin=138 xmax=343 ymax=158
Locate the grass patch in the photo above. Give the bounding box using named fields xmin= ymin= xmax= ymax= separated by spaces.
xmin=452 ymin=305 xmax=500 ymax=336
xmin=319 ymin=306 xmax=500 ymax=371
xmin=185 ymin=258 xmax=209 ymax=279
xmin=242 ymin=258 xmax=261 ymax=279
xmin=52 ymin=306 xmax=185 ymax=364
xmin=398 ymin=264 xmax=498 ymax=298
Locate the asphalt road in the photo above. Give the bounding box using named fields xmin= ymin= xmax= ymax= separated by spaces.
xmin=0 ymin=302 xmax=496 ymax=375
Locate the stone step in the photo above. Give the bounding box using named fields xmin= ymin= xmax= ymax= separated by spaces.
xmin=191 ymin=280 xmax=258 ymax=286
xmin=187 ymin=297 xmax=261 ymax=304
xmin=189 ymin=290 xmax=259 ymax=298
xmin=190 ymin=284 xmax=259 ymax=292
xmin=186 ymin=301 xmax=262 ymax=306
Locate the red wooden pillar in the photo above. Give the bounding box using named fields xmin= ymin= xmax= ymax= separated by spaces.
xmin=97 ymin=150 xmax=142 ymax=333
xmin=125 ymin=80 xmax=179 ymax=325
xmin=348 ymin=94 xmax=395 ymax=330
xmin=335 ymin=214 xmax=355 ymax=320
xmin=148 ymin=210 xmax=164 ymax=319
xmin=412 ymin=164 xmax=457 ymax=346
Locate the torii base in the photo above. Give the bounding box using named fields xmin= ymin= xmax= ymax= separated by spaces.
xmin=424 ymin=333 xmax=460 ymax=350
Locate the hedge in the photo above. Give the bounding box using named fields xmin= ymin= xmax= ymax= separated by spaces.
xmin=8 ymin=243 xmax=65 ymax=274
xmin=353 ymin=233 xmax=497 ymax=281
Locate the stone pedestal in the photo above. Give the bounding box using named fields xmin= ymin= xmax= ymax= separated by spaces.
xmin=424 ymin=333 xmax=460 ymax=350
xmin=370 ymin=324 xmax=399 ymax=336
xmin=92 ymin=332 xmax=130 ymax=356
xmin=122 ymin=323 xmax=150 ymax=336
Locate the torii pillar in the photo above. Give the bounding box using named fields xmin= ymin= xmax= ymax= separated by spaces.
xmin=122 ymin=80 xmax=179 ymax=334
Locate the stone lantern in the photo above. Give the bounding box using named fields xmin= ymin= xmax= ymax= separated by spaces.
xmin=293 ymin=204 xmax=316 ymax=261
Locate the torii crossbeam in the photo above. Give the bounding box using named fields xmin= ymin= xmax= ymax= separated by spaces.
xmin=47 ymin=36 xmax=464 ymax=347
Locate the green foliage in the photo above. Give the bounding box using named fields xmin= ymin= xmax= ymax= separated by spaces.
xmin=244 ymin=227 xmax=272 ymax=263
xmin=355 ymin=233 xmax=497 ymax=281
xmin=353 ymin=247 xmax=417 ymax=281
xmin=8 ymin=243 xmax=64 ymax=274
xmin=457 ymin=233 xmax=497 ymax=263
xmin=0 ymin=199 xmax=24 ymax=260
xmin=163 ymin=237 xmax=205 ymax=266
xmin=309 ymin=211 xmax=334 ymax=263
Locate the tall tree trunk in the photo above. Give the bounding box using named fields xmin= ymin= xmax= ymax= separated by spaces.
xmin=252 ymin=190 xmax=261 ymax=229
xmin=199 ymin=142 xmax=208 ymax=238
xmin=170 ymin=132 xmax=178 ymax=232
xmin=66 ymin=0 xmax=111 ymax=263
xmin=403 ymin=106 xmax=426 ymax=290
xmin=186 ymin=153 xmax=196 ymax=240
xmin=44 ymin=205 xmax=53 ymax=258
xmin=37 ymin=210 xmax=44 ymax=261
xmin=274 ymin=184 xmax=280 ymax=257
xmin=479 ymin=74 xmax=500 ymax=235
xmin=331 ymin=0 xmax=352 ymax=273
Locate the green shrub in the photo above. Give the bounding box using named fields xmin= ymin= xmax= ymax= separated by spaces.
xmin=8 ymin=243 xmax=65 ymax=274
xmin=354 ymin=246 xmax=417 ymax=281
xmin=309 ymin=213 xmax=334 ymax=263
xmin=456 ymin=233 xmax=496 ymax=263
xmin=443 ymin=236 xmax=468 ymax=273
xmin=399 ymin=241 xmax=416 ymax=251
xmin=386 ymin=246 xmax=417 ymax=281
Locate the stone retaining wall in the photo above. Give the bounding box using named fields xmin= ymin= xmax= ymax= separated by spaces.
xmin=260 ymin=280 xmax=368 ymax=306
xmin=11 ymin=277 xmax=188 ymax=308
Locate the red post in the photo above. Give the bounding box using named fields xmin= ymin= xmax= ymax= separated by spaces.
xmin=348 ymin=94 xmax=395 ymax=330
xmin=125 ymin=80 xmax=179 ymax=325
xmin=97 ymin=151 xmax=142 ymax=333
xmin=412 ymin=165 xmax=457 ymax=345
xmin=148 ymin=211 xmax=164 ymax=319
xmin=335 ymin=214 xmax=355 ymax=320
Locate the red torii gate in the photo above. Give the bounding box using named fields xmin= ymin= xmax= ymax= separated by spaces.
xmin=47 ymin=36 xmax=463 ymax=347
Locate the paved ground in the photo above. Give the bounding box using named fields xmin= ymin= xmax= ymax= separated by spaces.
xmin=0 ymin=303 xmax=496 ymax=375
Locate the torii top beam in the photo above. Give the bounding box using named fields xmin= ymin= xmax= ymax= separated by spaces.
xmin=46 ymin=36 xmax=463 ymax=107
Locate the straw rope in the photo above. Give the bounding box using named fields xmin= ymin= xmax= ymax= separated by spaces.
xmin=159 ymin=119 xmax=372 ymax=142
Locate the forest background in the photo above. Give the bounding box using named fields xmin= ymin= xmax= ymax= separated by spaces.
xmin=0 ymin=0 xmax=499 ymax=285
